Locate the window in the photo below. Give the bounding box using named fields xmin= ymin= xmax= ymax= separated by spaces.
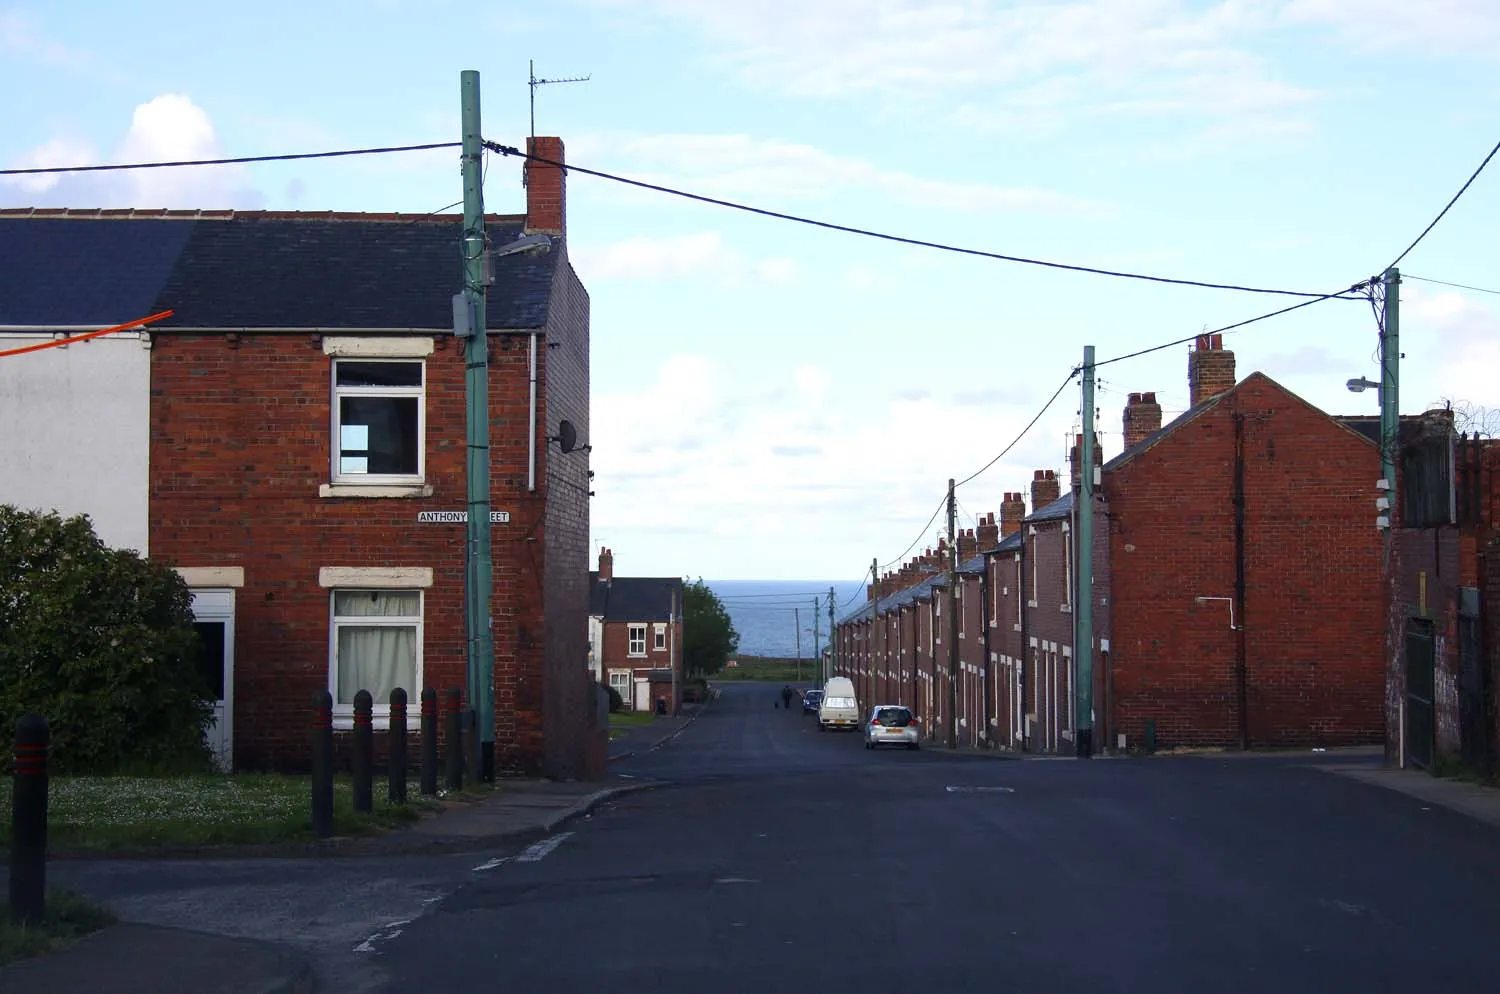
xmin=1063 ymin=522 xmax=1073 ymax=612
xmin=609 ymin=670 xmax=631 ymax=699
xmin=1015 ymin=557 xmax=1023 ymax=628
xmin=333 ymin=359 xmax=424 ymax=482
xmin=1029 ymin=531 xmax=1039 ymax=607
xmin=654 ymin=625 xmax=667 ymax=651
xmin=330 ymin=589 xmax=421 ymax=728
xmin=628 ymin=625 xmax=646 ymax=656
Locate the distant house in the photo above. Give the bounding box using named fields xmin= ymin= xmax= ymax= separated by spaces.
xmin=589 ymin=548 xmax=683 ymax=713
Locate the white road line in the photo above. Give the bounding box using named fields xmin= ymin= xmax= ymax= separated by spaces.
xmin=354 ymin=919 xmax=412 ymax=954
xmin=516 ymin=831 xmax=574 ymax=862
xmin=472 ymin=857 xmax=510 ymax=872
xmin=945 ymin=785 xmax=1016 ymax=793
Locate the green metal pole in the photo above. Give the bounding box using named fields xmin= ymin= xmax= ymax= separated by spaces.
xmin=1076 ymin=346 xmax=1096 ymax=758
xmin=460 ymin=70 xmax=496 ymax=776
xmin=1380 ymin=268 xmax=1401 ymax=520
xmin=947 ymin=477 xmax=959 ymax=749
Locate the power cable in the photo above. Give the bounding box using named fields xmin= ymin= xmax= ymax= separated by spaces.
xmin=0 ymin=142 xmax=461 ymax=176
xmin=955 ymin=368 xmax=1080 ymax=488
xmin=1405 ymin=275 xmax=1500 ymax=297
xmin=486 ymin=141 xmax=1342 ymax=300
xmin=879 ymin=495 xmax=948 ymax=573
xmin=1387 ymin=136 xmax=1500 ymax=270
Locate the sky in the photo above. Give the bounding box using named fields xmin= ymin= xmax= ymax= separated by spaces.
xmin=3 ymin=0 xmax=1499 ymax=587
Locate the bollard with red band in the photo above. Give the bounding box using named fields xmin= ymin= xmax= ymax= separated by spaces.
xmin=444 ymin=687 xmax=464 ymax=792
xmin=420 ymin=687 xmax=438 ymax=797
xmin=389 ymin=687 xmax=408 ymax=806
xmin=311 ymin=690 xmax=334 ymax=838
xmin=10 ymin=713 xmax=49 ymax=926
xmin=352 ymin=689 xmax=373 ymax=814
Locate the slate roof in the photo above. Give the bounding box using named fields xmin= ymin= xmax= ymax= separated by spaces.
xmin=0 ymin=210 xmax=558 ymax=331
xmin=1337 ymin=414 xmax=1442 ymax=451
xmin=987 ymin=530 xmax=1023 ymax=555
xmin=588 ymin=573 xmax=683 ymax=623
xmin=1026 ymin=490 xmax=1074 ymax=523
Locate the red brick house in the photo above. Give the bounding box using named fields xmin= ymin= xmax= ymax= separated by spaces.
xmin=588 ymin=548 xmax=684 ymax=714
xmin=0 ymin=138 xmax=603 ymax=778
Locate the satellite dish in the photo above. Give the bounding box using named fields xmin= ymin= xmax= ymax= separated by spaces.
xmin=555 ymin=419 xmax=578 ymax=454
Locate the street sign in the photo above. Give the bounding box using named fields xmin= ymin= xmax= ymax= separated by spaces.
xmin=416 ymin=511 xmax=510 ymax=524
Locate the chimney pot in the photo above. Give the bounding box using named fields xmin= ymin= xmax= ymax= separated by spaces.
xmin=524 ymin=136 xmax=567 ymax=236
xmin=1188 ymin=334 xmax=1237 ymax=406
xmin=1123 ymin=389 xmax=1164 ymax=449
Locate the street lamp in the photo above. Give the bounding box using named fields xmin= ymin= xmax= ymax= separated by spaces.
xmin=1346 ymin=376 xmax=1381 ymax=395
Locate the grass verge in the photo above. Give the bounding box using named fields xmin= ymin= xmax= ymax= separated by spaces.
xmin=0 ymin=774 xmax=451 ymax=852
xmin=714 ymin=656 xmax=822 ymax=684
xmin=0 ymin=889 xmax=116 ymax=966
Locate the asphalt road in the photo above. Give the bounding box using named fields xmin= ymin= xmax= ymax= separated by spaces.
xmin=370 ymin=681 xmax=1500 ymax=993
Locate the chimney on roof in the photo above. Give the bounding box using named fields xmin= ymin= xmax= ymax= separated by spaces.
xmin=976 ymin=512 xmax=1000 ymax=551
xmin=1123 ymin=391 xmax=1163 ymax=449
xmin=958 ymin=528 xmax=977 ymax=562
xmin=524 ymin=137 xmax=566 ymax=236
xmin=1000 ymin=492 xmax=1027 ymax=537
xmin=1188 ymin=333 xmax=1236 ymax=406
xmin=1031 ymin=469 xmax=1061 ymax=511
xmin=597 ymin=546 xmax=613 ymax=582
xmin=1069 ymin=432 xmax=1104 ymax=492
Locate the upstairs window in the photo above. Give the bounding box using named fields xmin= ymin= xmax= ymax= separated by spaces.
xmin=333 ymin=360 xmax=424 ymax=482
xmin=628 ymin=625 xmax=647 ymax=656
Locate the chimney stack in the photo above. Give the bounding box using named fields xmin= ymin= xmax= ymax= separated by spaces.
xmin=1069 ymin=432 xmax=1104 ymax=492
xmin=1000 ymin=492 xmax=1027 ymax=537
xmin=1030 ymin=470 xmax=1061 ymax=511
xmin=1188 ymin=333 xmax=1236 ymax=406
xmin=976 ymin=512 xmax=1000 ymax=551
xmin=524 ymin=136 xmax=567 ymax=236
xmin=597 ymin=546 xmax=613 ymax=582
xmin=1122 ymin=391 xmax=1163 ymax=449
xmin=958 ymin=528 xmax=977 ymax=562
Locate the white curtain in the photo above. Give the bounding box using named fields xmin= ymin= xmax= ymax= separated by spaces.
xmin=335 ymin=591 xmax=418 ymax=707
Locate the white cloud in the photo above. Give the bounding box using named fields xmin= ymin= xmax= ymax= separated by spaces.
xmin=1281 ymin=0 xmax=1500 ymax=53
xmin=579 ymin=131 xmax=1106 ymax=216
xmin=590 ymin=353 xmax=1073 ymax=574
xmin=0 ymin=9 xmax=93 ymax=69
xmin=1 ymin=94 xmax=263 ymax=209
xmin=1402 ymin=285 xmax=1500 ymax=414
xmin=571 ymin=231 xmax=795 ymax=284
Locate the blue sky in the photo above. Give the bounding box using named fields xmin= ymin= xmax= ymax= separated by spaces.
xmin=4 ymin=0 xmax=1499 ymax=585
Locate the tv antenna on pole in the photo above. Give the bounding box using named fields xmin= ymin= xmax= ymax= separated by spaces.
xmin=529 ymin=59 xmax=591 ymax=139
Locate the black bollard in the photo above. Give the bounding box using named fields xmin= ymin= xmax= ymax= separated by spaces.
xmin=466 ymin=709 xmax=482 ymax=785
xmin=389 ymin=688 xmax=408 ymax=806
xmin=419 ymin=687 xmax=438 ymax=797
xmin=9 ymin=713 xmax=49 ymax=927
xmin=311 ymin=690 xmax=334 ymax=838
xmin=444 ymin=687 xmax=464 ymax=792
xmin=352 ymin=689 xmax=373 ymax=814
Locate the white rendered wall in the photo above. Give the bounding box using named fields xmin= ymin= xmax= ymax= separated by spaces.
xmin=0 ymin=332 xmax=151 ymax=553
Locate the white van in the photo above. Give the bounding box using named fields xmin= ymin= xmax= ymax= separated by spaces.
xmin=818 ymin=677 xmax=860 ymax=731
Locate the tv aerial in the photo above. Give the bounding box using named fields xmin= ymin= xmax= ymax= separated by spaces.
xmin=529 ymin=59 xmax=591 ymax=139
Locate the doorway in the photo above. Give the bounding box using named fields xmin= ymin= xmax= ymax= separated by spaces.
xmin=190 ymin=589 xmax=235 ymax=772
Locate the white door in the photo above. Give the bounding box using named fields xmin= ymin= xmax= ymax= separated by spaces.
xmin=190 ymin=589 xmax=235 ymax=772
xmin=633 ymin=676 xmax=650 ymax=712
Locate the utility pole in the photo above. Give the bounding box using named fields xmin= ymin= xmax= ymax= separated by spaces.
xmin=459 ymin=70 xmax=495 ymax=781
xmin=870 ymin=558 xmax=880 ymax=705
xmin=1380 ymin=268 xmax=1401 ymax=765
xmin=947 ymin=477 xmax=959 ymax=750
xmin=828 ymin=585 xmax=836 ymax=679
xmin=812 ymin=597 xmax=822 ymax=684
xmin=1076 ymin=345 xmax=1097 ymax=758
xmin=670 ymin=587 xmax=679 ymax=717
xmin=795 ymin=607 xmax=802 ymax=684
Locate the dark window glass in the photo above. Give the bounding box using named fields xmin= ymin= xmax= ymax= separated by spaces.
xmin=192 ymin=622 xmax=226 ymax=701
xmin=336 ymin=360 xmax=422 ymax=388
xmin=340 ymin=397 xmax=419 ymax=475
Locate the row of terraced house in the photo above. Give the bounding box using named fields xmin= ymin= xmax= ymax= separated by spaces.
xmin=832 ymin=335 xmax=1500 ymax=770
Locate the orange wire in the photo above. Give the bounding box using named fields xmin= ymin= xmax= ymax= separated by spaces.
xmin=0 ymin=309 xmax=175 ymax=358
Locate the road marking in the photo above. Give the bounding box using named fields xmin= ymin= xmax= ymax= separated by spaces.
xmin=472 ymin=857 xmax=510 ymax=872
xmin=516 ymin=831 xmax=574 ymax=862
xmin=945 ymin=785 xmax=1016 ymax=793
xmin=715 ymin=877 xmax=760 ymax=884
xmin=354 ymin=919 xmax=412 ymax=954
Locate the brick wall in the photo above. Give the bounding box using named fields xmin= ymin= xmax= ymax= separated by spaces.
xmin=149 ymin=331 xmax=547 ymax=771
xmin=540 ymin=252 xmax=596 ymax=778
xmin=1106 ymin=373 xmax=1384 ymax=750
xmin=1389 ymin=527 xmax=1463 ymax=759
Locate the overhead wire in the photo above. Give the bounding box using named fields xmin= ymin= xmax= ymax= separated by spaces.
xmin=1386 ymin=136 xmax=1500 ymax=271
xmin=879 ymin=494 xmax=948 ymax=573
xmin=1405 ymin=275 xmax=1500 ymax=297
xmin=486 ymin=141 xmax=1341 ymax=299
xmin=0 ymin=142 xmax=461 ymax=176
xmin=955 ymin=368 xmax=1080 ymax=488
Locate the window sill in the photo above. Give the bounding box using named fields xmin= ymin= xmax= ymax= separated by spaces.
xmin=320 ymin=483 xmax=434 ymax=499
xmin=1027 ymin=601 xmax=1038 ymax=608
xmin=1060 ymin=604 xmax=1072 ymax=614
xmin=1013 ymin=623 xmax=1022 ymax=632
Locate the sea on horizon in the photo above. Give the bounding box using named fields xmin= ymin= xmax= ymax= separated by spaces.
xmin=705 ymin=579 xmax=868 ymax=661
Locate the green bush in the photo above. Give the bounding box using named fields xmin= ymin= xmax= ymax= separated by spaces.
xmin=0 ymin=506 xmax=213 ymax=774
xmin=600 ymin=681 xmax=625 ymax=713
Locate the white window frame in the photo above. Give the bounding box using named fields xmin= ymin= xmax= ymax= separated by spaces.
xmin=608 ymin=669 xmax=632 ymax=699
xmin=654 ymin=624 xmax=667 ymax=651
xmin=327 ymin=586 xmax=424 ymax=731
xmin=1062 ymin=520 xmax=1073 ymax=613
xmin=628 ymin=624 xmax=647 ymax=657
xmin=329 ymin=347 xmax=428 ymax=487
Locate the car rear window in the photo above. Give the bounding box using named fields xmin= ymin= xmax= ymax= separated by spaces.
xmin=824 ymin=697 xmax=856 ymax=709
xmin=874 ymin=707 xmax=912 ymax=726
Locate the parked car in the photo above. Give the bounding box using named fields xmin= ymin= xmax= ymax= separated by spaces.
xmin=801 ymin=689 xmax=824 ymax=714
xmin=864 ymin=705 xmax=919 ymax=750
xmin=818 ymin=677 xmax=860 ymax=731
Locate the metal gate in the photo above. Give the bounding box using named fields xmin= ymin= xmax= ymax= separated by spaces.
xmin=1458 ymin=588 xmax=1490 ymax=775
xmin=1405 ymin=619 xmax=1436 ymax=770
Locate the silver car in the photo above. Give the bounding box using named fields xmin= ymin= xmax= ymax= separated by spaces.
xmin=864 ymin=705 xmax=919 ymax=750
